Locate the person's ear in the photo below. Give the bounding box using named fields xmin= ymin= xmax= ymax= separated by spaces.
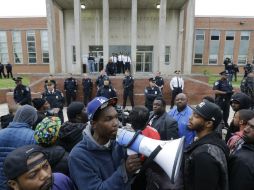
xmin=205 ymin=120 xmax=213 ymax=129
xmin=239 ymin=120 xmax=244 ymax=125
xmin=8 ymin=180 xmax=19 ymax=190
xmin=90 ymin=120 xmax=97 ymax=130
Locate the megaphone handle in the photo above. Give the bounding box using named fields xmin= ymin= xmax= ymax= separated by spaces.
xmin=139 ymin=145 xmax=162 ymax=172
xmin=123 ymin=130 xmax=141 ymax=148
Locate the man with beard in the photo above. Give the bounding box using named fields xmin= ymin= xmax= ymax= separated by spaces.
xmin=229 ymin=116 xmax=254 ymax=190
xmin=148 ymin=97 xmax=178 ymax=140
xmin=3 ymin=145 xmax=75 ymax=190
xmin=68 ymin=97 xmax=142 ymax=190
xmin=168 ymin=93 xmax=195 ymax=147
xmin=184 ymin=100 xmax=229 ymax=190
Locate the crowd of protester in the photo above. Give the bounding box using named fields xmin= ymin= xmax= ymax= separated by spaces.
xmin=0 ymin=61 xmax=254 ymax=190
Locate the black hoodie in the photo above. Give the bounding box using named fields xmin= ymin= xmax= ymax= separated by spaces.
xmin=57 ymin=122 xmax=86 ymax=152
xmin=230 ymin=92 xmax=252 ymax=110
xmin=184 ymin=132 xmax=229 ymax=190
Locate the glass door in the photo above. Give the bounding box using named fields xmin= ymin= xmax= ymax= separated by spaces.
xmin=136 ymin=51 xmax=153 ymax=72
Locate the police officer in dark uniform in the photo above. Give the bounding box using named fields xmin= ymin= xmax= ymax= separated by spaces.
xmin=213 ymin=71 xmax=234 ymax=128
xmin=64 ymin=73 xmax=78 ymax=106
xmin=13 ymin=77 xmax=31 ymax=105
xmin=106 ymin=58 xmax=116 ymax=76
xmin=122 ymin=70 xmax=134 ymax=109
xmin=144 ymin=77 xmax=161 ymax=112
xmin=96 ymin=70 xmax=109 ymax=89
xmin=82 ymin=73 xmax=93 ymax=106
xmin=0 ymin=62 xmax=6 ymax=79
xmin=154 ymin=71 xmax=164 ymax=93
xmin=244 ymin=62 xmax=253 ymax=77
xmin=5 ymin=62 xmax=13 ymax=78
xmin=96 ymin=78 xmax=117 ymax=99
xmin=42 ymin=80 xmax=65 ymax=123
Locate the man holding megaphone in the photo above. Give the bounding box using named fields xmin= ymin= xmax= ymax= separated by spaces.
xmin=68 ymin=96 xmax=142 ymax=190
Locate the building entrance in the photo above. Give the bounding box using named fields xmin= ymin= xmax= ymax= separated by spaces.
xmin=136 ymin=46 xmax=153 ymax=73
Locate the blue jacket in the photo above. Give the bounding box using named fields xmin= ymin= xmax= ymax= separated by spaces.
xmin=168 ymin=105 xmax=196 ymax=147
xmin=0 ymin=122 xmax=36 ymax=190
xmin=69 ymin=125 xmax=131 ymax=190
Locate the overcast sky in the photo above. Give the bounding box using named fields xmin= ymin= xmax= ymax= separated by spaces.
xmin=0 ymin=0 xmax=254 ymax=17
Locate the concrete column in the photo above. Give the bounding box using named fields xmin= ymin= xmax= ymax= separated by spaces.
xmin=183 ymin=0 xmax=195 ymax=74
xmin=131 ymin=0 xmax=137 ymax=74
xmin=46 ymin=0 xmax=57 ymax=74
xmin=74 ymin=0 xmax=82 ymax=74
xmin=58 ymin=8 xmax=66 ymax=73
xmin=103 ymin=0 xmax=109 ymax=69
xmin=158 ymin=0 xmax=167 ymax=72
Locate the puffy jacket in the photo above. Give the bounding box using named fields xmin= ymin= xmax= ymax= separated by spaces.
xmin=0 ymin=122 xmax=36 ymax=190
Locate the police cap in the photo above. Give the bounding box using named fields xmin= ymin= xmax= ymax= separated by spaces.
xmin=219 ymin=70 xmax=229 ymax=76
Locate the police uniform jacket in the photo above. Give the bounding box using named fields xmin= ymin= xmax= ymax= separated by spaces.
xmin=96 ymin=85 xmax=117 ymax=99
xmin=0 ymin=63 xmax=4 ymax=71
xmin=144 ymin=86 xmax=161 ymax=106
xmin=5 ymin=63 xmax=12 ymax=71
xmin=155 ymin=76 xmax=164 ymax=89
xmin=123 ymin=75 xmax=134 ymax=91
xmin=64 ymin=77 xmax=78 ymax=92
xmin=14 ymin=84 xmax=31 ymax=105
xmin=82 ymin=78 xmax=93 ymax=94
xmin=96 ymin=75 xmax=109 ymax=88
xmin=42 ymin=89 xmax=64 ymax=110
xmin=213 ymin=79 xmax=233 ymax=101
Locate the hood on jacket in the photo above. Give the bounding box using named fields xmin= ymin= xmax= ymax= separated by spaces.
xmin=231 ymin=92 xmax=252 ymax=110
xmin=185 ymin=132 xmax=229 ymax=157
xmin=13 ymin=105 xmax=38 ymax=126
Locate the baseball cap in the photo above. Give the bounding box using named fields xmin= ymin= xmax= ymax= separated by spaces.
xmin=3 ymin=145 xmax=47 ymax=180
xmin=13 ymin=77 xmax=23 ymax=82
xmin=87 ymin=96 xmax=117 ymax=121
xmin=192 ymin=100 xmax=222 ymax=128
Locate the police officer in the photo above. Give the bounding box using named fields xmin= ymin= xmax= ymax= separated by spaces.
xmin=122 ymin=70 xmax=134 ymax=109
xmin=154 ymin=71 xmax=164 ymax=93
xmin=13 ymin=77 xmax=31 ymax=105
xmin=64 ymin=73 xmax=78 ymax=106
xmin=213 ymin=70 xmax=234 ymax=128
xmin=82 ymin=73 xmax=93 ymax=106
xmin=96 ymin=78 xmax=117 ymax=99
xmin=144 ymin=77 xmax=161 ymax=112
xmin=96 ymin=70 xmax=109 ymax=89
xmin=44 ymin=74 xmax=57 ymax=90
xmin=106 ymin=58 xmax=116 ymax=76
xmin=5 ymin=62 xmax=13 ymax=78
xmin=244 ymin=62 xmax=253 ymax=77
xmin=0 ymin=62 xmax=6 ymax=79
xmin=42 ymin=80 xmax=65 ymax=123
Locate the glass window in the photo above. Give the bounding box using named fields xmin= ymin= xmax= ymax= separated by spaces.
xmin=224 ymin=31 xmax=235 ymax=59
xmin=0 ymin=31 xmax=9 ymax=64
xmin=136 ymin=46 xmax=153 ymax=73
xmin=193 ymin=30 xmax=205 ymax=64
xmin=165 ymin=46 xmax=171 ymax=65
xmin=209 ymin=30 xmax=220 ymax=65
xmin=238 ymin=31 xmax=250 ymax=65
xmin=41 ymin=30 xmax=49 ymax=63
xmin=12 ymin=31 xmax=23 ymax=64
xmin=26 ymin=30 xmax=36 ymax=64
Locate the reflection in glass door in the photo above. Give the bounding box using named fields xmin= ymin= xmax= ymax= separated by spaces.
xmin=136 ymin=51 xmax=153 ymax=72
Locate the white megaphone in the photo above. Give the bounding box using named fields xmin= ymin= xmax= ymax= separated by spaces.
xmin=116 ymin=128 xmax=185 ymax=184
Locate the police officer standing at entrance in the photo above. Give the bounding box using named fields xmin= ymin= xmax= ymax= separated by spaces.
xmin=144 ymin=77 xmax=161 ymax=112
xmin=13 ymin=77 xmax=31 ymax=105
xmin=64 ymin=73 xmax=78 ymax=106
xmin=122 ymin=70 xmax=134 ymax=109
xmin=213 ymin=70 xmax=234 ymax=128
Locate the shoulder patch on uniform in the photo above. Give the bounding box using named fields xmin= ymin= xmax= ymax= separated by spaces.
xmin=214 ymin=81 xmax=219 ymax=86
xmin=26 ymin=87 xmax=30 ymax=91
